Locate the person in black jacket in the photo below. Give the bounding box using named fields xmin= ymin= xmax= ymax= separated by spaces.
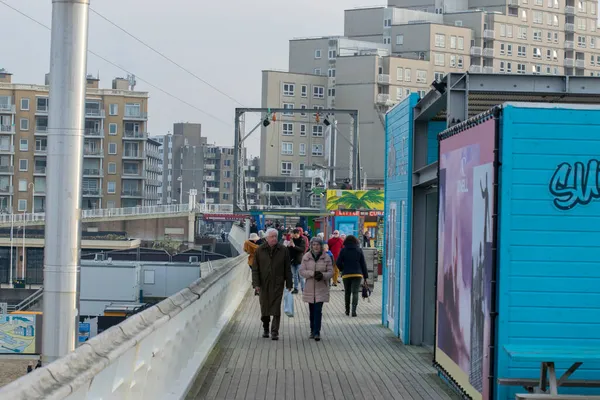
xmin=287 ymin=228 xmax=306 ymax=293
xmin=336 ymin=235 xmax=368 ymax=317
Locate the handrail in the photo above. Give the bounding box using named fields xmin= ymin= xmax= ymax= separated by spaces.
xmin=0 ymin=255 xmax=248 ymax=399
xmin=13 ymin=287 xmax=44 ymax=311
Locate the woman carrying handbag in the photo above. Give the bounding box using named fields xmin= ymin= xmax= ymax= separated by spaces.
xmin=299 ymin=237 xmax=333 ymax=342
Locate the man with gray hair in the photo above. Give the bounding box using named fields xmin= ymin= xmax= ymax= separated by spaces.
xmin=252 ymin=228 xmax=293 ymax=340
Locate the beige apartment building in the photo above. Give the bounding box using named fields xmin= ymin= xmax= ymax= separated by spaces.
xmin=0 ymin=70 xmax=150 ymax=212
xmin=203 ymin=144 xmax=235 ymax=205
xmin=144 ymin=137 xmax=162 ymax=206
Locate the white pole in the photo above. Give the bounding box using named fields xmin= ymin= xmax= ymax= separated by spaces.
xmin=179 ymin=178 xmax=183 ymax=204
xmin=8 ymin=213 xmax=13 ymax=288
xmin=43 ymin=0 xmax=89 ymax=364
xmin=22 ymin=214 xmax=25 ymax=280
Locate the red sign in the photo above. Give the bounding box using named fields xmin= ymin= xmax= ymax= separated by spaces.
xmin=330 ymin=210 xmax=384 ymax=217
xmin=203 ymin=214 xmax=249 ymax=221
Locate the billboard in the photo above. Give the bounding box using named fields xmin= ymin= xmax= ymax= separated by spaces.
xmin=436 ymin=118 xmax=496 ymax=400
xmin=326 ymin=190 xmax=384 ymax=211
xmin=0 ymin=314 xmax=37 ymax=354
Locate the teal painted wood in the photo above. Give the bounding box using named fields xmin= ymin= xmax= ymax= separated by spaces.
xmin=427 ymin=121 xmax=446 ymax=164
xmin=383 ymin=94 xmax=418 ymax=343
xmin=495 ymin=104 xmax=600 ymax=400
xmin=504 ymin=345 xmax=600 ymax=363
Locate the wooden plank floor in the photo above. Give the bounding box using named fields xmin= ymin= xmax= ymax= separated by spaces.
xmin=186 ymin=279 xmax=460 ymax=400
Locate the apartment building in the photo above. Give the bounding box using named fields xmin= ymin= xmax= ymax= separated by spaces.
xmin=150 ymin=135 xmax=165 ymax=204
xmin=161 ymin=123 xmax=207 ymax=205
xmin=243 ymin=156 xmax=260 ymax=207
xmin=144 ymin=137 xmax=162 ymax=205
xmin=202 ymin=144 xmax=235 ymax=205
xmin=0 ymin=70 xmax=151 ymax=212
xmin=260 ymin=70 xmax=329 ymax=207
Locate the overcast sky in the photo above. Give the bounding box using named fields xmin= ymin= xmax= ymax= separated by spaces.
xmin=1 ymin=0 xmax=383 ymax=158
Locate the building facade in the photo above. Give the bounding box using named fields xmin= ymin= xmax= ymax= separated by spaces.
xmin=202 ymin=144 xmax=235 ymax=205
xmin=0 ymin=70 xmax=151 ymax=212
xmin=144 ymin=137 xmax=162 ymax=205
xmin=150 ymin=135 xmax=166 ymax=204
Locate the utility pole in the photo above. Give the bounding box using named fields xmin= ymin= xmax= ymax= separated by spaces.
xmin=42 ymin=0 xmax=89 ymax=364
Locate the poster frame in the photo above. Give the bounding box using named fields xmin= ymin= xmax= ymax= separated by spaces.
xmin=433 ymin=107 xmax=501 ymax=400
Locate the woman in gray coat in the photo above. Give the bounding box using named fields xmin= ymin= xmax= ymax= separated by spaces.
xmin=299 ymin=237 xmax=333 ymax=341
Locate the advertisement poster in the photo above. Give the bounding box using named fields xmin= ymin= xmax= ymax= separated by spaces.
xmin=0 ymin=314 xmax=36 ymax=354
xmin=326 ymin=190 xmax=384 ymax=211
xmin=436 ymin=118 xmax=495 ymax=400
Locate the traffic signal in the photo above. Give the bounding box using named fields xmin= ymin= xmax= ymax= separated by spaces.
xmin=315 ymin=112 xmax=320 ymax=123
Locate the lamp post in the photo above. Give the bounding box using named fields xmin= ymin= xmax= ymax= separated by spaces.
xmin=178 ymin=176 xmax=183 ymax=204
xmin=8 ymin=212 xmax=13 ymax=288
xmin=264 ymin=183 xmax=271 ymax=208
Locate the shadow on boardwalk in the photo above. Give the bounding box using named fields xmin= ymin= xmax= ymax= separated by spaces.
xmin=186 ymin=280 xmax=460 ymax=400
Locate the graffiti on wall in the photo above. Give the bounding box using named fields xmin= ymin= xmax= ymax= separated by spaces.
xmin=549 ymin=160 xmax=600 ymax=211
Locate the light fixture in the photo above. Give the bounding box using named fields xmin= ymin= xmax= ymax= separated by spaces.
xmin=323 ymin=117 xmax=331 ymax=126
xmin=431 ymin=80 xmax=447 ymax=94
xmin=262 ymin=117 xmax=270 ymax=127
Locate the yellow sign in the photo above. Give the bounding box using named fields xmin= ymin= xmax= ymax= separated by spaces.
xmin=326 ymin=190 xmax=384 ymax=211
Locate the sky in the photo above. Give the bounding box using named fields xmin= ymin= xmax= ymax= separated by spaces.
xmin=0 ymin=0 xmax=383 ymax=158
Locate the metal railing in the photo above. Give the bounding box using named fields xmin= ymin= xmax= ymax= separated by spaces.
xmin=85 ymin=108 xmax=105 ymax=117
xmin=483 ymin=29 xmax=495 ymax=39
xmin=565 ymin=23 xmax=575 ymax=32
xmin=84 ymin=128 xmax=103 ymax=137
xmin=469 ymin=65 xmax=482 ymax=73
xmin=124 ymin=110 xmax=148 ymax=119
xmin=7 ymin=287 xmax=44 ymax=312
xmin=0 ymin=104 xmax=15 ymax=113
xmin=0 ymin=165 xmax=14 ymax=174
xmin=470 ymin=46 xmax=482 ymax=56
xmin=123 ymin=130 xmax=147 ymax=139
xmin=83 ymin=168 xmax=103 ymax=176
xmin=565 ymin=5 xmax=575 ymax=14
xmin=0 ymin=124 xmax=14 ymax=133
xmin=377 ymin=74 xmax=391 ymax=84
xmin=122 ymin=189 xmax=143 ymax=197
xmin=0 ymin=255 xmax=249 ymax=400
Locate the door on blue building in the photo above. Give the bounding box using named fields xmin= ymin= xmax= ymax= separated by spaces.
xmin=386 ymin=202 xmax=398 ymax=333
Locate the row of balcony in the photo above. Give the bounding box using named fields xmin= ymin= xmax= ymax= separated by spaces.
xmin=82 ymin=189 xmax=143 ymax=197
xmin=469 ymin=65 xmax=494 ymax=73
xmin=470 ymin=47 xmax=495 ymax=58
xmin=564 ymin=58 xmax=586 ymax=68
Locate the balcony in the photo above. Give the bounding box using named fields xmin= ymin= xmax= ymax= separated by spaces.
xmin=208 ymin=187 xmax=220 ymax=193
xmin=82 ymin=188 xmax=102 ymax=197
xmin=0 ymin=104 xmax=16 ymax=114
xmin=146 ymin=150 xmax=161 ymax=159
xmin=575 ymin=59 xmax=585 ymax=68
xmin=565 ymin=6 xmax=575 ymax=15
xmin=122 ymin=169 xmax=144 ymax=179
xmin=469 ymin=65 xmax=482 ymax=73
xmin=205 ymin=164 xmax=216 ymax=170
xmin=483 ymin=29 xmax=495 ymax=39
xmin=245 ymin=176 xmax=256 ymax=182
xmin=470 ymin=46 xmax=482 ymax=56
xmin=0 ymin=146 xmax=14 ymax=154
xmin=121 ymin=189 xmax=143 ymax=197
xmin=376 ymin=94 xmax=391 ymax=105
xmin=564 ymin=58 xmax=575 ymax=67
xmin=204 ymin=175 xmax=215 ymax=181
xmin=565 ymin=41 xmax=574 ymax=49
xmin=377 ymin=74 xmax=391 ymax=85
xmin=123 ymin=131 xmax=147 ymax=140
xmin=124 ymin=111 xmax=148 ymax=121
xmin=0 ymin=166 xmax=13 ymax=174
xmin=0 ymin=125 xmax=14 ymax=134
xmin=83 ymin=168 xmax=103 ymax=177
xmin=85 ymin=109 xmax=105 ymax=118
xmin=145 ymin=178 xmax=161 ymax=186
xmin=34 ymin=167 xmax=46 ymax=175
xmin=84 ymin=128 xmax=103 ymax=137
xmin=122 ymin=151 xmax=144 ymax=160
xmin=565 ymin=23 xmax=575 ymax=33
xmin=483 ymin=48 xmax=494 ymax=58
xmin=483 ymin=66 xmax=494 ymax=73
xmin=84 ymin=148 xmax=104 ymax=157
xmin=507 ymin=0 xmax=518 ymax=5
xmin=35 ymin=126 xmax=48 ymax=135
xmin=35 ymin=105 xmax=48 ymax=115
xmin=34 ymin=146 xmax=47 ymax=155
xmin=248 ymin=188 xmax=256 ymax=194
xmin=0 ymin=185 xmax=13 ymax=195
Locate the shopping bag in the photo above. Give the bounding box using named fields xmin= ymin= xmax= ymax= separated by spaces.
xmin=284 ymin=288 xmax=294 ymax=317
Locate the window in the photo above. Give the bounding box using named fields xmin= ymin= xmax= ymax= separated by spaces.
xmin=500 ymin=61 xmax=505 ymax=73
xmin=312 ymin=144 xmax=323 ymax=156
xmin=283 ymin=103 xmax=294 ymax=116
xmin=314 ymin=49 xmax=321 ymax=59
xmin=20 ymin=98 xmax=29 ymax=111
xmin=396 ymin=88 xmax=402 ymax=100
xmin=450 ymin=36 xmax=457 ymax=48
xmin=553 ymin=32 xmax=558 ymax=43
xmin=396 ymin=34 xmax=404 ymax=45
xmin=19 ymin=159 xmax=28 ymax=171
xmin=108 ymin=162 xmax=116 ymax=174
xmin=458 ymin=36 xmax=464 ymax=50
xmin=314 ymin=68 xmax=321 ymax=75
xmin=313 ymin=86 xmax=324 ymax=99
xmin=434 ymin=53 xmax=445 ymax=66
xmin=300 ymin=104 xmax=307 ymax=117
xmin=20 ymin=118 xmax=29 ymax=131
xmin=282 ymin=123 xmax=293 ymax=135
xmin=434 ymin=72 xmax=444 ymax=82
xmin=547 ymin=32 xmax=552 ymax=42
xmin=301 ymin=85 xmax=308 ymax=97
xmin=533 ymin=11 xmax=542 ymax=24
xmin=507 ymin=62 xmax=512 ymax=73
xmin=578 ymin=18 xmax=587 ymax=31
xmin=592 ymin=1 xmax=597 ymax=14
xmin=328 ymin=68 xmax=336 ymax=78
xmin=108 ymin=142 xmax=117 ymax=154
xmin=532 ymin=64 xmax=541 ymax=75
xmin=404 ymin=68 xmax=411 ymax=82
xmin=327 ymin=88 xmax=336 ymax=97
xmin=435 ymin=34 xmax=445 ymax=48
xmin=396 ymin=67 xmax=404 ymax=81
xmin=313 ymin=105 xmax=324 ymax=116
xmin=416 ymin=70 xmax=427 ymax=83
xmin=506 ymin=25 xmax=513 ymax=38
xmin=18 ymin=179 xmax=27 ymax=192
xmin=500 ymin=24 xmax=506 ymax=37
xmin=384 ymin=18 xmax=392 ymax=27
xmin=18 ymin=199 xmax=27 ymax=212
xmin=281 ymin=142 xmax=293 ymax=155
xmin=109 ymin=123 xmax=117 ymax=135
xmin=578 ymin=36 xmax=586 ymax=47
xmin=507 ymin=44 xmax=513 ymax=56
xmin=518 ymin=45 xmax=527 ymax=57
xmin=222 ymin=193 xmax=230 ymax=200
xmin=281 ymin=162 xmax=292 ymax=175
xmin=383 ymin=36 xmax=391 ymax=45
xmin=553 ymin=15 xmax=558 ymax=27
xmin=109 ymin=104 xmax=118 ymax=115
xmin=20 ymin=139 xmax=27 ymax=151
xmin=299 ymin=143 xmax=306 ymax=156
xmin=283 ymin=83 xmax=295 ymax=96
xmin=521 ymin=9 xmax=527 ymax=22
xmin=500 ymin=43 xmax=506 ymax=55
xmin=107 ymin=200 xmax=116 ymax=208
xmin=300 ymin=124 xmax=307 ymax=136
xmin=107 ymin=181 xmax=116 ymax=194
xmin=328 ymin=49 xmax=337 ymax=59
xmin=517 ymin=63 xmax=526 ymax=74
xmin=450 ymin=55 xmax=457 ymax=67
xmin=312 ymin=125 xmax=324 ymax=137
xmin=546 ymin=49 xmax=552 ymax=60
xmin=457 ymin=56 xmax=464 ymax=68
xmin=533 ymin=30 xmax=542 ymax=41
xmin=518 ymin=26 xmax=527 ymax=40
xmin=533 ymin=47 xmax=541 ymax=58
xmin=224 ymin=170 xmax=231 ymax=178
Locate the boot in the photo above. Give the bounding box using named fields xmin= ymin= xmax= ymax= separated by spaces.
xmin=352 ymin=305 xmax=357 ymax=318
xmin=345 ymin=306 xmax=350 ymax=316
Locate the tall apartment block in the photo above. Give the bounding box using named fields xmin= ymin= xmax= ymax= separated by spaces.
xmin=202 ymin=144 xmax=236 ymax=205
xmin=0 ymin=70 xmax=152 ymax=212
xmin=243 ymin=156 xmax=260 ymax=207
xmin=144 ymin=137 xmax=162 ymax=205
xmin=151 ymin=135 xmax=166 ymax=204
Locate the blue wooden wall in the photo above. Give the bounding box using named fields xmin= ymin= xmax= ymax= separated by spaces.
xmin=496 ymin=104 xmax=600 ymax=399
xmin=383 ymin=94 xmax=418 ymax=342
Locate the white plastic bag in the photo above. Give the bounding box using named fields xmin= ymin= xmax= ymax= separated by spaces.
xmin=284 ymin=288 xmax=294 ymax=317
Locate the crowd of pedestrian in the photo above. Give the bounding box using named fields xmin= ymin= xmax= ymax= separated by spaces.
xmin=243 ymin=224 xmax=370 ymax=342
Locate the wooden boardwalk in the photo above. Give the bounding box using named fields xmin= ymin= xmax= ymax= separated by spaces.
xmin=186 ymin=280 xmax=459 ymax=400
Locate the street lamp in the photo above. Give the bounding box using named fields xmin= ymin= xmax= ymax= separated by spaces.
xmin=264 ymin=183 xmax=271 ymax=208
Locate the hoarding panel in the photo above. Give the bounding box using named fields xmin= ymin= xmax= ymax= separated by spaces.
xmin=0 ymin=314 xmax=37 ymax=354
xmin=436 ymin=118 xmax=496 ymax=400
xmin=326 ymin=190 xmax=384 ymax=211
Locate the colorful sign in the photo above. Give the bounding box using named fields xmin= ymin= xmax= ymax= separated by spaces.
xmin=203 ymin=214 xmax=249 ymax=221
xmin=436 ymin=118 xmax=496 ymax=400
xmin=330 ymin=210 xmax=384 ymax=217
xmin=326 ymin=190 xmax=384 ymax=211
xmin=0 ymin=314 xmax=36 ymax=354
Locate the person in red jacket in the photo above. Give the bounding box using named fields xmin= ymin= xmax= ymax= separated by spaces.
xmin=298 ymin=227 xmax=310 ymax=253
xmin=327 ymin=230 xmax=344 ymax=286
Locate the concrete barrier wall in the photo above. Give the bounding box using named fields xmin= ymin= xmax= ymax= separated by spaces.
xmin=0 ymin=255 xmax=249 ymax=400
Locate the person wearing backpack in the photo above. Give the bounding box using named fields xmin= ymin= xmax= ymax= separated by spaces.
xmin=335 ymin=235 xmax=368 ymax=317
